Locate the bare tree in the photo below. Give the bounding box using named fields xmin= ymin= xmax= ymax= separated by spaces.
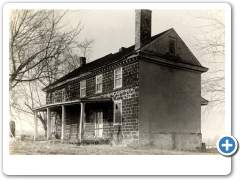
xmin=9 ymin=9 xmax=83 ymax=90
xmin=188 ymin=10 xmax=225 ymax=117
xmin=9 ymin=9 xmax=94 ymax=135
xmin=10 ymin=81 xmax=47 ymax=134
xmin=61 ymin=39 xmax=94 ymax=75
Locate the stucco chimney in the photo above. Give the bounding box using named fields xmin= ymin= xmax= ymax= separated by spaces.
xmin=79 ymin=57 xmax=86 ymax=67
xmin=135 ymin=9 xmax=152 ymax=50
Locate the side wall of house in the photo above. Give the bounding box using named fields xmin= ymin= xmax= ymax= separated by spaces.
xmin=47 ymin=60 xmax=140 ymax=145
xmin=139 ymin=60 xmax=202 ymax=150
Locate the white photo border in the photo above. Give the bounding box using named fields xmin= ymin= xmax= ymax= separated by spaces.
xmin=3 ymin=2 xmax=231 ymax=176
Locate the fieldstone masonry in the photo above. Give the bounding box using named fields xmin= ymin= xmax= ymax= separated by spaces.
xmin=48 ymin=61 xmax=140 ymax=145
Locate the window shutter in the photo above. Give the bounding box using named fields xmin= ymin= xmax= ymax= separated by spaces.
xmin=114 ymin=102 xmax=122 ymax=124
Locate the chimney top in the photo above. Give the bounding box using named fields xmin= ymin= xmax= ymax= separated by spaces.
xmin=79 ymin=57 xmax=86 ymax=67
xmin=119 ymin=47 xmax=126 ymax=52
xmin=135 ymin=9 xmax=152 ymax=50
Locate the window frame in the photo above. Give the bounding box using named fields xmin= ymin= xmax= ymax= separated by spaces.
xmin=52 ymin=92 xmax=55 ymax=103
xmin=80 ymin=79 xmax=86 ymax=98
xmin=113 ymin=100 xmax=122 ymax=125
xmin=62 ymin=89 xmax=66 ymax=102
xmin=114 ymin=67 xmax=122 ymax=89
xmin=95 ymin=74 xmax=103 ymax=94
xmin=169 ymin=37 xmax=177 ymax=55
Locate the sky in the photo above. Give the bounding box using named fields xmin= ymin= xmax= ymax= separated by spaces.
xmin=63 ymin=9 xmax=217 ymax=62
xmin=12 ymin=9 xmax=225 ymax=142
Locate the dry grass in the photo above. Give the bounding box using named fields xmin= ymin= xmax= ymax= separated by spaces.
xmin=9 ymin=139 xmax=219 ymax=155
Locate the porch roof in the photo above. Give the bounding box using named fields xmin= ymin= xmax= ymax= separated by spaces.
xmin=33 ymin=98 xmax=113 ymax=111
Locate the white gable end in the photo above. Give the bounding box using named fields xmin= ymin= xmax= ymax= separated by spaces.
xmin=142 ymin=29 xmax=201 ymax=66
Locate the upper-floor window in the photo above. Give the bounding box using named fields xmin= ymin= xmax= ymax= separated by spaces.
xmin=114 ymin=67 xmax=122 ymax=89
xmin=62 ymin=89 xmax=66 ymax=101
xmin=80 ymin=80 xmax=86 ymax=98
xmin=96 ymin=74 xmax=102 ymax=93
xmin=52 ymin=92 xmax=55 ymax=103
xmin=169 ymin=37 xmax=176 ymax=55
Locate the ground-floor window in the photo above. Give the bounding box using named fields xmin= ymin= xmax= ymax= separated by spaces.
xmin=114 ymin=100 xmax=122 ymax=125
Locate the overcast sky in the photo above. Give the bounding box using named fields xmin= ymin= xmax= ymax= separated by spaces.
xmin=63 ymin=9 xmax=220 ymax=64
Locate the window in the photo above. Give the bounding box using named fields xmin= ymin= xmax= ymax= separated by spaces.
xmin=62 ymin=89 xmax=66 ymax=101
xmin=114 ymin=67 xmax=122 ymax=89
xmin=52 ymin=92 xmax=55 ymax=103
xmin=169 ymin=37 xmax=176 ymax=55
xmin=114 ymin=100 xmax=122 ymax=125
xmin=96 ymin=75 xmax=102 ymax=93
xmin=80 ymin=80 xmax=86 ymax=98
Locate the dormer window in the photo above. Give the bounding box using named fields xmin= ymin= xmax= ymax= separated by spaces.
xmin=169 ymin=37 xmax=176 ymax=55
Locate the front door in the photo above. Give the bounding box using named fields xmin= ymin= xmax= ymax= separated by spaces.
xmin=95 ymin=111 xmax=103 ymax=137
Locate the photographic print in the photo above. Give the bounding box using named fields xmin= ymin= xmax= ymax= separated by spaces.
xmin=4 ymin=3 xmax=231 ymax=175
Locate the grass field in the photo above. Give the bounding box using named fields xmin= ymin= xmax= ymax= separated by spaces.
xmin=9 ymin=138 xmax=219 ymax=155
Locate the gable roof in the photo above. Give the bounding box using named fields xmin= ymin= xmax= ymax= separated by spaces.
xmin=141 ymin=28 xmax=202 ymax=66
xmin=44 ymin=28 xmax=208 ymax=91
xmin=43 ymin=29 xmax=172 ymax=91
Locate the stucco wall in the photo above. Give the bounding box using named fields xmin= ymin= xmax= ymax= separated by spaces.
xmin=144 ymin=30 xmax=199 ymax=65
xmin=139 ymin=60 xmax=201 ymax=147
xmin=139 ymin=131 xmax=201 ymax=150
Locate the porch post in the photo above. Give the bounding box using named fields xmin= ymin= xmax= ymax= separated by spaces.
xmin=61 ymin=105 xmax=66 ymax=141
xmin=47 ymin=108 xmax=51 ymax=140
xmin=34 ymin=111 xmax=38 ymax=140
xmin=79 ymin=102 xmax=85 ymax=142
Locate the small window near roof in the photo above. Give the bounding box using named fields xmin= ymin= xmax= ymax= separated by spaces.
xmin=114 ymin=67 xmax=122 ymax=89
xmin=169 ymin=37 xmax=176 ymax=55
xmin=80 ymin=80 xmax=86 ymax=98
xmin=96 ymin=75 xmax=102 ymax=93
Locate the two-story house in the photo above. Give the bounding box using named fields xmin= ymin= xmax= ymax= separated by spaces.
xmin=33 ymin=9 xmax=208 ymax=150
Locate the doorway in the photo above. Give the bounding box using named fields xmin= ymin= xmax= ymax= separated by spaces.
xmin=95 ymin=111 xmax=103 ymax=137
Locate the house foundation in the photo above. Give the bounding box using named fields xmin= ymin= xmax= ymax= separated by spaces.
xmin=140 ymin=131 xmax=202 ymax=150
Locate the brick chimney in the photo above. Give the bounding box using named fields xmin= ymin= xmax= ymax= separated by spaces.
xmin=119 ymin=47 xmax=126 ymax=52
xmin=135 ymin=9 xmax=152 ymax=50
xmin=79 ymin=57 xmax=86 ymax=67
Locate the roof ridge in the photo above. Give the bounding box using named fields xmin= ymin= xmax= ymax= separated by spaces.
xmin=151 ymin=28 xmax=173 ymax=39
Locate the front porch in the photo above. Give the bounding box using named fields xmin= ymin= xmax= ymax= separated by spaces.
xmin=33 ymin=98 xmax=119 ymax=143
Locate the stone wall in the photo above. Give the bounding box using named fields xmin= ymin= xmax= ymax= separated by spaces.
xmin=47 ymin=61 xmax=140 ymax=145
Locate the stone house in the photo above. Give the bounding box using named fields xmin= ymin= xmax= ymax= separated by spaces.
xmin=34 ymin=9 xmax=208 ymax=150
